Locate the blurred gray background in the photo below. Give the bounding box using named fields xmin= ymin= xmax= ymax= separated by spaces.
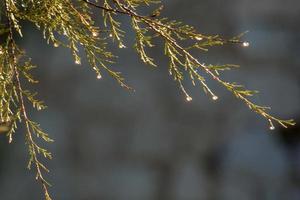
xmin=1 ymin=0 xmax=300 ymax=199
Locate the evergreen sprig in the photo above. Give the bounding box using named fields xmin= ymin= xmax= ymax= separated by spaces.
xmin=0 ymin=0 xmax=295 ymax=199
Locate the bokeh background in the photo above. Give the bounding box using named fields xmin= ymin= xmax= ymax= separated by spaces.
xmin=1 ymin=0 xmax=300 ymax=199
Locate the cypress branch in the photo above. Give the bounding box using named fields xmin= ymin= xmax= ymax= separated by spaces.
xmin=0 ymin=0 xmax=295 ymax=199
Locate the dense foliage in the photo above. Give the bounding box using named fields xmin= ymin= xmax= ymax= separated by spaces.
xmin=0 ymin=0 xmax=295 ymax=199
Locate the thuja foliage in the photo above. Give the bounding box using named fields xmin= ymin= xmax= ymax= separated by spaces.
xmin=0 ymin=0 xmax=295 ymax=199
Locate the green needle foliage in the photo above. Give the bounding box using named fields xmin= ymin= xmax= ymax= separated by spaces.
xmin=0 ymin=0 xmax=296 ymax=199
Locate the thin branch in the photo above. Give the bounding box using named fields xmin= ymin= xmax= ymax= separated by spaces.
xmin=84 ymin=0 xmax=295 ymax=128
xmin=4 ymin=0 xmax=52 ymax=199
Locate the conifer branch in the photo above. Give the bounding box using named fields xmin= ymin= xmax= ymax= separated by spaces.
xmin=3 ymin=1 xmax=53 ymax=199
xmin=84 ymin=0 xmax=295 ymax=128
xmin=0 ymin=0 xmax=296 ymax=199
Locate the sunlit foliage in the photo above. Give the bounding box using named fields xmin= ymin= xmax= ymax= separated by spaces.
xmin=0 ymin=0 xmax=295 ymax=199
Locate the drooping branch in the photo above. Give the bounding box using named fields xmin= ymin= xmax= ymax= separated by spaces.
xmin=3 ymin=1 xmax=53 ymax=199
xmin=0 ymin=1 xmax=296 ymax=200
xmin=82 ymin=0 xmax=295 ymax=128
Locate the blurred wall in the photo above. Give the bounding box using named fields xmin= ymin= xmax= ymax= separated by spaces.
xmin=0 ymin=0 xmax=300 ymax=199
